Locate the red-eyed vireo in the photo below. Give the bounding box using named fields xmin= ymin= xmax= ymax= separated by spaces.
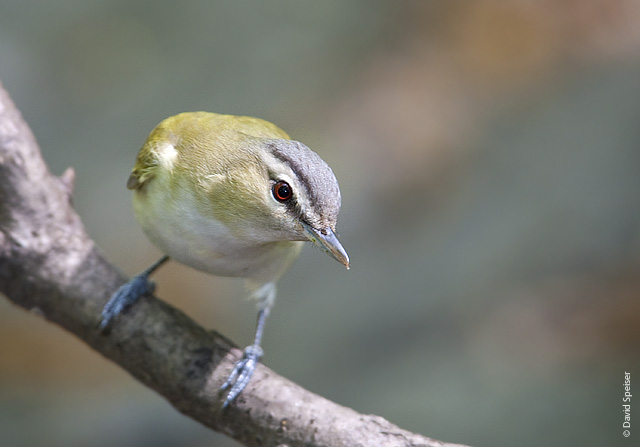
xmin=100 ymin=112 xmax=349 ymax=407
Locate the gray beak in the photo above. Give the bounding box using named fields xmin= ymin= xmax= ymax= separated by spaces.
xmin=302 ymin=223 xmax=350 ymax=269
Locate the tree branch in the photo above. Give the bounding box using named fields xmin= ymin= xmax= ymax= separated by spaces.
xmin=0 ymin=81 xmax=469 ymax=447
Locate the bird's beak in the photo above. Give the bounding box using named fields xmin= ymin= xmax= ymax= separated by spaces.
xmin=302 ymin=223 xmax=350 ymax=269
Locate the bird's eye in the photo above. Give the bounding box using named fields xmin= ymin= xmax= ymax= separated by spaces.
xmin=273 ymin=180 xmax=292 ymax=203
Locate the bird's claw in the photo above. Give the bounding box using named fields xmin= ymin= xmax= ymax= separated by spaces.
xmin=99 ymin=274 xmax=155 ymax=332
xmin=221 ymin=344 xmax=263 ymax=408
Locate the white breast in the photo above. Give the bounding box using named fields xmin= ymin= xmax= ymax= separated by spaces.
xmin=132 ymin=172 xmax=302 ymax=283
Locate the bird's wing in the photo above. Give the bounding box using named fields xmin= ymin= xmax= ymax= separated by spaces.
xmin=126 ymin=115 xmax=189 ymax=190
xmin=126 ymin=112 xmax=290 ymax=190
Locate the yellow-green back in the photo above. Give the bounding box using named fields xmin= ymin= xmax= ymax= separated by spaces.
xmin=127 ymin=112 xmax=290 ymax=190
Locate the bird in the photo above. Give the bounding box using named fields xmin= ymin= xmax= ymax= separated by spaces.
xmin=99 ymin=111 xmax=349 ymax=407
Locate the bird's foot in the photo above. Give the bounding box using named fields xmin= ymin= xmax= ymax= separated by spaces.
xmin=220 ymin=344 xmax=263 ymax=408
xmin=99 ymin=274 xmax=155 ymax=332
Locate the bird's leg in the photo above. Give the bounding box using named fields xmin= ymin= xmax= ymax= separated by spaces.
xmin=99 ymin=255 xmax=170 ymax=331
xmin=221 ymin=282 xmax=275 ymax=408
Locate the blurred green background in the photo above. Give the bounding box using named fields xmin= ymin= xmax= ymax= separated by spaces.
xmin=1 ymin=1 xmax=639 ymax=446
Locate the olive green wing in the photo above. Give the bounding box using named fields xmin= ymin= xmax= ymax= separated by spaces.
xmin=126 ymin=112 xmax=290 ymax=190
xmin=126 ymin=114 xmax=188 ymax=190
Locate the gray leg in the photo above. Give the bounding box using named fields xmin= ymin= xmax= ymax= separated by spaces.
xmin=99 ymin=256 xmax=169 ymax=331
xmin=221 ymin=282 xmax=275 ymax=408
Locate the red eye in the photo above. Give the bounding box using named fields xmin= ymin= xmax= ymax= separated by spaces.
xmin=273 ymin=180 xmax=292 ymax=202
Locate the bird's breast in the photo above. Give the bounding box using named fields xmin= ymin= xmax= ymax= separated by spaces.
xmin=132 ymin=175 xmax=302 ymax=282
